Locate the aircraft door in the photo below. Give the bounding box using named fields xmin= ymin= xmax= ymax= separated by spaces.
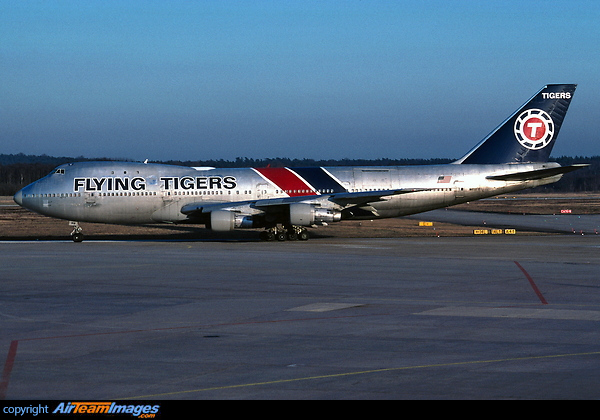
xmin=153 ymin=179 xmax=184 ymax=222
xmin=453 ymin=178 xmax=466 ymax=199
xmin=450 ymin=174 xmax=467 ymax=204
xmin=256 ymin=183 xmax=270 ymax=199
xmin=84 ymin=192 xmax=97 ymax=206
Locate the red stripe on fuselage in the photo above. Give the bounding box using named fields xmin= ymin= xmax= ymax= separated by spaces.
xmin=254 ymin=168 xmax=317 ymax=197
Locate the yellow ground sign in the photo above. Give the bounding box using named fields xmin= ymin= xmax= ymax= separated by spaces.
xmin=473 ymin=229 xmax=517 ymax=235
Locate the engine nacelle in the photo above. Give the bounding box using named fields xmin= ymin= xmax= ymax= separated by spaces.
xmin=210 ymin=210 xmax=254 ymax=231
xmin=289 ymin=203 xmax=342 ymax=226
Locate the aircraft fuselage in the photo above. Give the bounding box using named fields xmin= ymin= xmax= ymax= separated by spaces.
xmin=14 ymin=160 xmax=562 ymax=225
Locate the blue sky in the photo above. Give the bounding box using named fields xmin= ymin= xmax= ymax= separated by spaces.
xmin=2 ymin=1 xmax=599 ymax=162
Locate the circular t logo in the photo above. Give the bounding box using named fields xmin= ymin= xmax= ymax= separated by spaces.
xmin=514 ymin=109 xmax=554 ymax=150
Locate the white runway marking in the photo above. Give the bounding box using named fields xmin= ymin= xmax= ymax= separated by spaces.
xmin=287 ymin=303 xmax=365 ymax=312
xmin=418 ymin=306 xmax=600 ymax=321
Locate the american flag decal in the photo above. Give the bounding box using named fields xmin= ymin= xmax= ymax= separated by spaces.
xmin=437 ymin=176 xmax=452 ymax=183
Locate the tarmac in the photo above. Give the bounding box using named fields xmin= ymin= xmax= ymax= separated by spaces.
xmin=1 ymin=226 xmax=600 ymax=399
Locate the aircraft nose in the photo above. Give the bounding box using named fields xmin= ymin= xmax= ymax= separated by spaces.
xmin=13 ymin=189 xmax=23 ymax=206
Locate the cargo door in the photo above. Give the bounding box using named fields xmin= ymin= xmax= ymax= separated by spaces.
xmin=354 ymin=169 xmax=392 ymax=191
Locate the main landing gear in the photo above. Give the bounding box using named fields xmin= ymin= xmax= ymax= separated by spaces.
xmin=69 ymin=221 xmax=84 ymax=242
xmin=259 ymin=226 xmax=310 ymax=242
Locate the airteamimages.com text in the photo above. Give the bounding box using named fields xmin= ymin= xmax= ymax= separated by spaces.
xmin=2 ymin=402 xmax=162 ymax=418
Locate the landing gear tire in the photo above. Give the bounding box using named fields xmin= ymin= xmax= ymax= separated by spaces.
xmin=298 ymin=229 xmax=309 ymax=241
xmin=259 ymin=230 xmax=275 ymax=241
xmin=69 ymin=221 xmax=84 ymax=243
xmin=260 ymin=226 xmax=309 ymax=242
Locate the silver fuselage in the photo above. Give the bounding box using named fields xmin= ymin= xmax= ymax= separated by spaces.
xmin=14 ymin=161 xmax=562 ymax=225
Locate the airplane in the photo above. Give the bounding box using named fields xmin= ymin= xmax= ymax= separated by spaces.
xmin=13 ymin=84 xmax=588 ymax=242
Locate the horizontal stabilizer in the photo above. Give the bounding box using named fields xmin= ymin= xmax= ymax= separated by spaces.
xmin=486 ymin=164 xmax=589 ymax=181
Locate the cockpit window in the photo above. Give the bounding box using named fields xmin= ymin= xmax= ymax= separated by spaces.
xmin=54 ymin=168 xmax=65 ymax=174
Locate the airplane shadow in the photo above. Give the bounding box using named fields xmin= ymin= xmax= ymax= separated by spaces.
xmin=2 ymin=224 xmax=334 ymax=243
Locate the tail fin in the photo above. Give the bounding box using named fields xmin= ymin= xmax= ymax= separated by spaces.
xmin=455 ymin=84 xmax=576 ymax=164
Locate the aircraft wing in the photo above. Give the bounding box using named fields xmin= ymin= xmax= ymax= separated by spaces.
xmin=180 ymin=188 xmax=429 ymax=215
xmin=486 ymin=164 xmax=589 ymax=181
xmin=324 ymin=188 xmax=429 ymax=207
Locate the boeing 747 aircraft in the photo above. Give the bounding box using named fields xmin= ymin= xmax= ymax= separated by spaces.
xmin=14 ymin=84 xmax=586 ymax=242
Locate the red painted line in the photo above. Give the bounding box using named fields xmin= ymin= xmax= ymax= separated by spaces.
xmin=514 ymin=261 xmax=548 ymax=305
xmin=0 ymin=340 xmax=18 ymax=400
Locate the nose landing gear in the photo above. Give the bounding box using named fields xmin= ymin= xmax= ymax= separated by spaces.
xmin=69 ymin=221 xmax=84 ymax=242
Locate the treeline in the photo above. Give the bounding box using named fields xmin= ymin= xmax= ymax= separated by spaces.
xmin=160 ymin=156 xmax=456 ymax=168
xmin=1 ymin=153 xmax=598 ymax=196
xmin=0 ymin=154 xmax=114 ymax=195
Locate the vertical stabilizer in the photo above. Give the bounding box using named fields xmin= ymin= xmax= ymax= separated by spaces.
xmin=456 ymin=84 xmax=576 ymax=164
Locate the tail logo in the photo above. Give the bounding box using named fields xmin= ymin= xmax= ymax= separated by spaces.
xmin=514 ymin=109 xmax=554 ymax=150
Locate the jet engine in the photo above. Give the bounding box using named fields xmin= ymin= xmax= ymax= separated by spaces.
xmin=289 ymin=203 xmax=341 ymax=226
xmin=210 ymin=210 xmax=254 ymax=231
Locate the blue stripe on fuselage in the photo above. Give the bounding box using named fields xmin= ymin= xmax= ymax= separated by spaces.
xmin=290 ymin=167 xmax=346 ymax=193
